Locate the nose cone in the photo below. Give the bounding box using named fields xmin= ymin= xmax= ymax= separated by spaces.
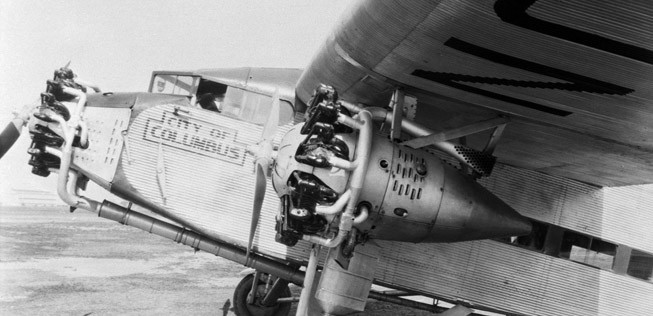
xmin=426 ymin=167 xmax=532 ymax=242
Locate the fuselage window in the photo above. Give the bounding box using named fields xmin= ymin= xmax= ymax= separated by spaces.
xmin=493 ymin=220 xmax=652 ymax=281
xmin=150 ymin=75 xmax=294 ymax=126
xmin=559 ymin=231 xmax=616 ymax=270
xmin=587 ymin=238 xmax=617 ymax=270
xmin=152 ymin=74 xmax=199 ymax=96
xmin=627 ymin=250 xmax=653 ymax=282
xmin=220 ymin=87 xmax=294 ymax=126
xmin=559 ymin=231 xmax=590 ymax=263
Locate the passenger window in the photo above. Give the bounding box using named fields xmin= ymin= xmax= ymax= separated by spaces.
xmin=560 ymin=231 xmax=616 ymax=270
xmin=559 ymin=231 xmax=591 ymax=263
xmin=587 ymin=239 xmax=617 ymax=270
xmin=627 ymin=250 xmax=653 ymax=282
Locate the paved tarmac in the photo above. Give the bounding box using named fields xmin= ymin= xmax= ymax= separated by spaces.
xmin=0 ymin=206 xmax=436 ymax=315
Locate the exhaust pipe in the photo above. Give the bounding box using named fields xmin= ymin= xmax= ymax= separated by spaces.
xmin=95 ymin=200 xmax=484 ymax=315
xmin=96 ymin=200 xmax=304 ymax=285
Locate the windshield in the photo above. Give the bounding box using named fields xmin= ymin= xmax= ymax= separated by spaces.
xmin=151 ymin=74 xmax=199 ymax=96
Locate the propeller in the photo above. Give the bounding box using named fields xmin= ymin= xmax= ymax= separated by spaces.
xmin=246 ymin=89 xmax=280 ymax=260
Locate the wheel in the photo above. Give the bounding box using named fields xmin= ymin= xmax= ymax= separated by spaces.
xmin=233 ymin=274 xmax=292 ymax=316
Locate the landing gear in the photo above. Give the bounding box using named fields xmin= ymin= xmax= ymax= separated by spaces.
xmin=233 ymin=273 xmax=292 ymax=316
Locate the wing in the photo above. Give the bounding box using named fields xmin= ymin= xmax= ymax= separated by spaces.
xmin=296 ymin=0 xmax=653 ymax=187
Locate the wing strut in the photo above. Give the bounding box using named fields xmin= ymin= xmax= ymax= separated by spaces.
xmin=390 ymin=89 xmax=404 ymax=141
xmin=341 ymin=101 xmax=505 ymax=177
xmin=400 ymin=116 xmax=509 ymax=149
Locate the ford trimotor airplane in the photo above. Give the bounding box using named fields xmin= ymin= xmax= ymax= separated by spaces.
xmin=21 ymin=0 xmax=653 ymax=315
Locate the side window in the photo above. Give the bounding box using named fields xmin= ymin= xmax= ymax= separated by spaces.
xmin=181 ymin=78 xmax=294 ymax=126
xmin=174 ymin=76 xmax=198 ymax=95
xmin=151 ymin=74 xmax=199 ymax=96
xmin=493 ymin=221 xmax=649 ymax=282
xmin=627 ymin=250 xmax=653 ymax=282
xmin=560 ymin=231 xmax=616 ymax=270
xmin=221 ymin=87 xmax=293 ymax=125
xmin=588 ymin=239 xmax=617 ymax=270
xmin=559 ymin=231 xmax=591 ymax=263
xmin=153 ymin=74 xmax=176 ymax=94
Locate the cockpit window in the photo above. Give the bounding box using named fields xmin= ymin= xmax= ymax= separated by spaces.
xmin=150 ymin=73 xmax=294 ymax=126
xmin=221 ymin=87 xmax=293 ymax=125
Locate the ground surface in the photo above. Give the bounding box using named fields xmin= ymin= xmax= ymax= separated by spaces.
xmin=0 ymin=206 xmax=436 ymax=315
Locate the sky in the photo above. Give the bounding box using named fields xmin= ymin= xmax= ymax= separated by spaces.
xmin=0 ymin=0 xmax=350 ymax=203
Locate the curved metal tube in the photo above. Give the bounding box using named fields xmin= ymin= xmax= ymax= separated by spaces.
xmin=352 ymin=105 xmax=432 ymax=137
xmin=78 ymin=119 xmax=89 ymax=148
xmin=54 ymin=86 xmax=100 ymax=212
xmin=303 ymin=110 xmax=374 ymax=248
xmin=353 ymin=204 xmax=369 ymax=225
xmin=301 ymin=213 xmax=353 ymax=248
xmin=44 ymin=146 xmax=62 ymax=158
xmin=337 ymin=113 xmax=364 ymax=130
xmin=316 ymin=190 xmax=351 ymax=216
xmin=57 ymin=166 xmax=100 ymax=212
xmin=342 ymin=110 xmax=373 ymax=217
xmin=56 ymin=121 xmax=78 ymax=207
xmin=328 ymin=155 xmax=357 ymax=170
xmin=46 ymin=112 xmax=70 ymax=141
xmin=343 ymin=104 xmax=488 ymax=172
xmin=65 ymin=170 xmax=79 ymax=198
xmin=62 ymin=86 xmax=87 ymax=125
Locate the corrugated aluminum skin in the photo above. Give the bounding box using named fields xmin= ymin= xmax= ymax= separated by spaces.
xmin=374 ymin=165 xmax=653 ymax=315
xmin=483 ymin=165 xmax=653 ymax=253
xmin=295 ymin=0 xmax=653 ymax=187
xmin=121 ymin=104 xmax=313 ymax=261
xmin=119 ymin=105 xmax=652 ymax=315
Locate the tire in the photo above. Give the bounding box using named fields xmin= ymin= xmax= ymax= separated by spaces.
xmin=233 ymin=274 xmax=292 ymax=316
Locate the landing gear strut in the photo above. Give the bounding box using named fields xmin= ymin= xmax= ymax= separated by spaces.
xmin=233 ymin=272 xmax=292 ymax=316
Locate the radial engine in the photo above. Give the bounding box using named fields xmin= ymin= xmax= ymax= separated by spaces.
xmin=271 ymin=86 xmax=531 ymax=248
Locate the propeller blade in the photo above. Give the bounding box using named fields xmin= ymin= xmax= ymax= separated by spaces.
xmin=261 ymin=88 xmax=280 ymax=143
xmin=63 ymin=60 xmax=71 ymax=68
xmin=246 ymin=88 xmax=280 ymax=260
xmin=246 ymin=162 xmax=268 ymax=260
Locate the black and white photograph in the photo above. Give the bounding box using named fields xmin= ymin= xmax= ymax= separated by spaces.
xmin=1 ymin=1 xmax=652 ymax=315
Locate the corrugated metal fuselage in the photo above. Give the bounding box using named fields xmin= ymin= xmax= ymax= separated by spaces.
xmin=73 ymin=84 xmax=653 ymax=315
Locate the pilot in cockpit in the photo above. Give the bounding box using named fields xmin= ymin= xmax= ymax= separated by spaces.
xmin=197 ymin=93 xmax=222 ymax=113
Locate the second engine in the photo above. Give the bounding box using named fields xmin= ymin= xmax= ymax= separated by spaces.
xmin=272 ymin=86 xmax=531 ymax=246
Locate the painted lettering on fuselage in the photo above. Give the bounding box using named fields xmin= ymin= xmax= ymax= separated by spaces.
xmin=143 ymin=110 xmax=248 ymax=166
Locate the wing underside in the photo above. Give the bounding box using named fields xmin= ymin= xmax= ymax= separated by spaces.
xmin=296 ymin=0 xmax=653 ymax=187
